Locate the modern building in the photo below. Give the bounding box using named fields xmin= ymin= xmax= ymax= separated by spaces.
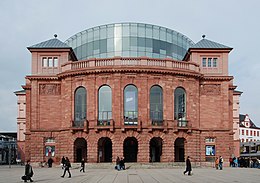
xmin=0 ymin=132 xmax=17 ymax=164
xmin=18 ymin=22 xmax=238 ymax=165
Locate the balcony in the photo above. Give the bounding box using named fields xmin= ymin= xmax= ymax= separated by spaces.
xmin=61 ymin=57 xmax=200 ymax=74
xmin=124 ymin=111 xmax=138 ymax=125
xmin=71 ymin=119 xmax=88 ymax=133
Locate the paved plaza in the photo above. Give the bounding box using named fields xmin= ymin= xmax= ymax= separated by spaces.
xmin=0 ymin=165 xmax=259 ymax=183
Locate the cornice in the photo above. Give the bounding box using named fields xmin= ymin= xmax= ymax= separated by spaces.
xmin=26 ymin=75 xmax=59 ymax=81
xmin=58 ymin=67 xmax=202 ymax=79
xmin=201 ymin=76 xmax=233 ymax=81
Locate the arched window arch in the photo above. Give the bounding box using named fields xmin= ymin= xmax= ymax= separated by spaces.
xmin=174 ymin=87 xmax=186 ymax=126
xmin=150 ymin=85 xmax=163 ymax=124
xmin=98 ymin=85 xmax=112 ymax=125
xmin=74 ymin=87 xmax=86 ymax=126
xmin=124 ymin=85 xmax=138 ymax=125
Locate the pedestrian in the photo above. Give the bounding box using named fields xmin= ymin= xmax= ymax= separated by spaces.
xmin=183 ymin=156 xmax=192 ymax=176
xmin=119 ymin=157 xmax=125 ymax=170
xmin=219 ymin=156 xmax=223 ymax=170
xmin=80 ymin=158 xmax=85 ymax=172
xmin=61 ymin=156 xmax=66 ymax=169
xmin=48 ymin=157 xmax=54 ymax=168
xmin=215 ymin=157 xmax=219 ymax=169
xmin=61 ymin=157 xmax=71 ymax=178
xmin=115 ymin=156 xmax=120 ymax=170
xmin=21 ymin=160 xmax=34 ymax=182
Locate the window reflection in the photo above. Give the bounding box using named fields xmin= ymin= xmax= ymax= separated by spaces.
xmin=65 ymin=23 xmax=194 ymax=60
xmin=98 ymin=85 xmax=112 ymax=124
xmin=124 ymin=85 xmax=138 ymax=125
xmin=74 ymin=87 xmax=87 ymax=126
xmin=150 ymin=85 xmax=163 ymax=124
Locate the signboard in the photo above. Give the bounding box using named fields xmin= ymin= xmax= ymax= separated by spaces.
xmin=205 ymin=145 xmax=215 ymax=156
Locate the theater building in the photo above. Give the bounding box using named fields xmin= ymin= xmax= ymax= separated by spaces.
xmin=19 ymin=23 xmax=237 ymax=164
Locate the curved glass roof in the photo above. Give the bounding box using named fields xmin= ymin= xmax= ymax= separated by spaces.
xmin=65 ymin=23 xmax=194 ymax=60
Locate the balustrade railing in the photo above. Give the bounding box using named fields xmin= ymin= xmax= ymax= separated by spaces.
xmin=65 ymin=57 xmax=199 ymax=72
xmin=124 ymin=111 xmax=138 ymax=125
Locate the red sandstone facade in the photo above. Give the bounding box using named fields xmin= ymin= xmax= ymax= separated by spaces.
xmin=20 ymin=37 xmax=238 ymax=165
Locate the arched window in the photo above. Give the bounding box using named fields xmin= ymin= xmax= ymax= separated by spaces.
xmin=124 ymin=85 xmax=138 ymax=125
xmin=98 ymin=85 xmax=112 ymax=125
xmin=150 ymin=85 xmax=163 ymax=124
xmin=74 ymin=87 xmax=86 ymax=126
xmin=174 ymin=87 xmax=186 ymax=126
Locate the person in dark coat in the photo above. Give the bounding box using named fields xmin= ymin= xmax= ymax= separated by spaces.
xmin=80 ymin=158 xmax=85 ymax=172
xmin=183 ymin=156 xmax=192 ymax=175
xmin=22 ymin=160 xmax=34 ymax=182
xmin=61 ymin=157 xmax=71 ymax=178
xmin=61 ymin=156 xmax=66 ymax=169
xmin=48 ymin=157 xmax=54 ymax=168
xmin=119 ymin=157 xmax=125 ymax=170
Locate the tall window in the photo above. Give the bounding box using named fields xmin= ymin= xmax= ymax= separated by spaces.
xmin=74 ymin=87 xmax=86 ymax=125
xmin=98 ymin=85 xmax=112 ymax=124
xmin=124 ymin=85 xmax=138 ymax=125
xmin=174 ymin=87 xmax=186 ymax=124
xmin=150 ymin=85 xmax=163 ymax=124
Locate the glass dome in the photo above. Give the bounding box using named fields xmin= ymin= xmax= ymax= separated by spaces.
xmin=65 ymin=23 xmax=194 ymax=60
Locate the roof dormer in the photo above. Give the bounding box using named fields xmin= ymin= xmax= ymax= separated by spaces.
xmin=183 ymin=36 xmax=232 ymax=76
xmin=27 ymin=35 xmax=77 ymax=75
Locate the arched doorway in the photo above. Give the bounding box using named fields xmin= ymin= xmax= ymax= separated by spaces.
xmin=174 ymin=137 xmax=185 ymax=162
xmin=97 ymin=137 xmax=112 ymax=162
xmin=150 ymin=137 xmax=162 ymax=162
xmin=123 ymin=137 xmax=138 ymax=162
xmin=74 ymin=138 xmax=87 ymax=163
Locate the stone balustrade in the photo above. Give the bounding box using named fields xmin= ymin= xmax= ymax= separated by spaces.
xmin=62 ymin=57 xmax=199 ymax=73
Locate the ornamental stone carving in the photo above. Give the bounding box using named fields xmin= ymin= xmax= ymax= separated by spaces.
xmin=39 ymin=84 xmax=61 ymax=95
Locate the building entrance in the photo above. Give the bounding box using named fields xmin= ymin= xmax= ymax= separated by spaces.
xmin=98 ymin=137 xmax=112 ymax=162
xmin=74 ymin=138 xmax=87 ymax=162
xmin=124 ymin=137 xmax=138 ymax=162
xmin=174 ymin=137 xmax=185 ymax=162
xmin=150 ymin=137 xmax=162 ymax=162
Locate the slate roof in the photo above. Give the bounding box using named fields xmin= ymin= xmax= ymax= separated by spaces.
xmin=189 ymin=38 xmax=231 ymax=49
xmin=28 ymin=38 xmax=71 ymax=49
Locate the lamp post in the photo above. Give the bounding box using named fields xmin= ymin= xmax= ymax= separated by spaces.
xmin=248 ymin=137 xmax=253 ymax=168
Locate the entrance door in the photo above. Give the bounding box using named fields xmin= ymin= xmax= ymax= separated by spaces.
xmin=150 ymin=137 xmax=162 ymax=162
xmin=74 ymin=138 xmax=87 ymax=163
xmin=123 ymin=137 xmax=138 ymax=162
xmin=98 ymin=137 xmax=112 ymax=162
xmin=174 ymin=138 xmax=185 ymax=162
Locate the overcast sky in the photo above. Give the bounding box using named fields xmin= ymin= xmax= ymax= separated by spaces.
xmin=0 ymin=0 xmax=260 ymax=131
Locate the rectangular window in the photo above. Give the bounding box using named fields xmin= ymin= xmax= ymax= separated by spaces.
xmin=48 ymin=57 xmax=53 ymax=67
xmin=53 ymin=57 xmax=58 ymax=67
xmin=242 ymin=129 xmax=244 ymax=135
xmin=42 ymin=57 xmax=48 ymax=67
xmin=250 ymin=130 xmax=253 ymax=136
xmin=254 ymin=131 xmax=256 ymax=136
xmin=208 ymin=58 xmax=212 ymax=67
xmin=257 ymin=131 xmax=259 ymax=137
xmin=202 ymin=58 xmax=206 ymax=67
xmin=213 ymin=58 xmax=217 ymax=67
xmin=246 ymin=130 xmax=248 ymax=136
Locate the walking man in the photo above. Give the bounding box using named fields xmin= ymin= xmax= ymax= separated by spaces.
xmin=80 ymin=158 xmax=85 ymax=172
xmin=219 ymin=156 xmax=223 ymax=170
xmin=61 ymin=157 xmax=71 ymax=178
xmin=183 ymin=156 xmax=192 ymax=176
